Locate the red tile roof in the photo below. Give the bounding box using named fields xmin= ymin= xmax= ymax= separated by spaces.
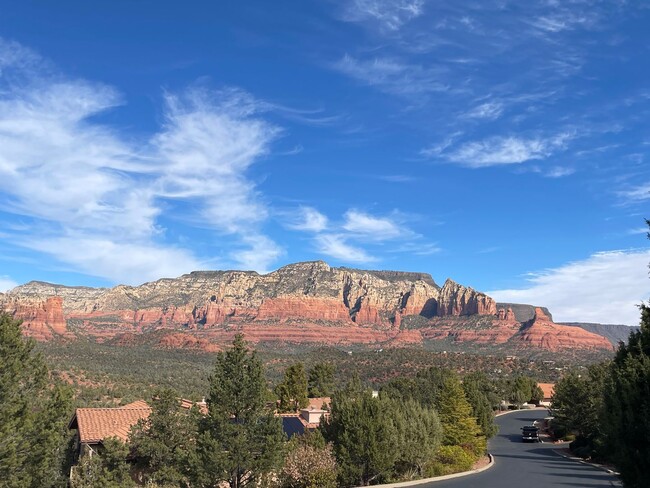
xmin=69 ymin=398 xmax=206 ymax=444
xmin=538 ymin=383 xmax=555 ymax=399
xmin=70 ymin=405 xmax=151 ymax=444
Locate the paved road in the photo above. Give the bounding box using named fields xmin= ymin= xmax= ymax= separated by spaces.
xmin=419 ymin=409 xmax=620 ymax=488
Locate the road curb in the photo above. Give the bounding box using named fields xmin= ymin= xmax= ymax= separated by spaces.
xmin=353 ymin=453 xmax=494 ymax=488
xmin=553 ymin=449 xmax=621 ymax=478
xmin=495 ymin=407 xmax=548 ymax=417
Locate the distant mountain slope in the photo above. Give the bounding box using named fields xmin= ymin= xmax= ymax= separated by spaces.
xmin=0 ymin=261 xmax=613 ymax=352
xmin=560 ymin=323 xmax=639 ymax=346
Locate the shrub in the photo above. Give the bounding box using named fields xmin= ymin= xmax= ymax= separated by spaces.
xmin=279 ymin=443 xmax=337 ymax=488
xmin=425 ymin=446 xmax=475 ymax=477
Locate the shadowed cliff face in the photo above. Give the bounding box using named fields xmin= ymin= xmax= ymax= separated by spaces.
xmin=0 ymin=261 xmax=612 ymax=352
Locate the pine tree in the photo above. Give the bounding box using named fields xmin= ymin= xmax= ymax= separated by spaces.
xmin=276 ymin=363 xmax=309 ymax=412
xmin=322 ymin=378 xmax=399 ymax=486
xmin=435 ymin=374 xmax=486 ymax=457
xmin=307 ymin=363 xmax=335 ymax=398
xmin=70 ymin=438 xmax=135 ymax=488
xmin=129 ymin=388 xmax=200 ymax=486
xmin=393 ymin=399 xmax=442 ymax=478
xmin=601 ymin=220 xmax=650 ymax=487
xmin=0 ymin=313 xmax=73 ymax=487
xmin=603 ymin=302 xmax=650 ymax=487
xmin=462 ymin=374 xmax=498 ymax=439
xmin=195 ymin=335 xmax=285 ymax=488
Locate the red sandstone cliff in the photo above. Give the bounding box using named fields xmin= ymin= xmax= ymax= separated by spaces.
xmin=513 ymin=308 xmax=613 ymax=351
xmin=437 ymin=279 xmax=497 ymax=316
xmin=1 ymin=295 xmax=70 ymax=340
xmin=0 ymin=262 xmax=614 ymax=351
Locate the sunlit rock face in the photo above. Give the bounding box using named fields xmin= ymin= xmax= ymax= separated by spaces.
xmin=0 ymin=262 xmax=613 ymax=352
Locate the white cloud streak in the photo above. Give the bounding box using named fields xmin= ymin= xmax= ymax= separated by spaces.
xmin=342 ymin=209 xmax=405 ymax=240
xmin=619 ymin=182 xmax=650 ymax=202
xmin=286 ymin=206 xmax=329 ymax=232
xmin=315 ymin=234 xmax=377 ymax=263
xmin=344 ymin=0 xmax=425 ymax=31
xmin=335 ymin=54 xmax=448 ymax=96
xmin=0 ymin=39 xmax=282 ymax=283
xmin=445 ymin=132 xmax=574 ymax=168
xmin=489 ymin=249 xmax=650 ymax=325
xmin=465 ymin=101 xmax=504 ymax=120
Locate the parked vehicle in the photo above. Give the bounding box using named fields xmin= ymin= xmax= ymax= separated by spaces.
xmin=521 ymin=425 xmax=540 ymax=442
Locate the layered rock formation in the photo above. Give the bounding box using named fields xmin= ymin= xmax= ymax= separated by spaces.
xmin=1 ymin=295 xmax=71 ymax=340
xmin=0 ymin=261 xmax=613 ymax=352
xmin=513 ymin=308 xmax=613 ymax=351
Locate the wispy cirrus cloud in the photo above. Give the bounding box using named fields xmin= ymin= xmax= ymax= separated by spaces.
xmin=0 ymin=38 xmax=283 ymax=283
xmin=464 ymin=101 xmax=504 ymax=120
xmin=286 ymin=207 xmax=437 ymax=263
xmin=342 ymin=209 xmax=407 ymax=240
xmin=618 ymin=182 xmax=650 ymax=202
xmin=286 ymin=206 xmax=329 ymax=232
xmin=544 ymin=166 xmax=576 ymax=178
xmin=343 ymin=0 xmax=425 ymax=32
xmin=315 ymin=233 xmax=377 ymax=263
xmin=334 ymin=54 xmax=448 ymax=97
xmin=444 ymin=132 xmax=574 ymax=168
xmin=489 ymin=249 xmax=650 ymax=325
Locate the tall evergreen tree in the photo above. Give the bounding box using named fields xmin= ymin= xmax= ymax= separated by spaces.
xmin=462 ymin=373 xmax=498 ymax=439
xmin=393 ymin=399 xmax=442 ymax=479
xmin=307 ymin=362 xmax=335 ymax=398
xmin=276 ymin=363 xmax=309 ymax=412
xmin=69 ymin=438 xmax=135 ymax=488
xmin=604 ymin=303 xmax=650 ymax=487
xmin=129 ymin=388 xmax=200 ymax=486
xmin=435 ymin=374 xmax=486 ymax=456
xmin=0 ymin=313 xmax=73 ymax=487
xmin=601 ymin=220 xmax=650 ymax=487
xmin=322 ymin=379 xmax=399 ymax=486
xmin=195 ymin=335 xmax=285 ymax=488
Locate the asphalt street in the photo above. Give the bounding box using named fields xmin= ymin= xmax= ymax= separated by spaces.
xmin=417 ymin=409 xmax=621 ymax=488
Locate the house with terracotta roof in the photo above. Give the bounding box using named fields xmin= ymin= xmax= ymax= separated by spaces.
xmin=68 ymin=398 xmax=206 ymax=459
xmin=537 ymin=383 xmax=555 ymax=407
xmin=68 ymin=401 xmax=151 ymax=458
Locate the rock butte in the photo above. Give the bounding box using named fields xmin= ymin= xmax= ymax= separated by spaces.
xmin=0 ymin=261 xmax=612 ymax=352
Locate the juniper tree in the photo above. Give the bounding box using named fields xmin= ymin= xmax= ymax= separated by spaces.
xmin=276 ymin=363 xmax=309 ymax=412
xmin=129 ymin=388 xmax=200 ymax=486
xmin=307 ymin=363 xmax=335 ymax=398
xmin=322 ymin=377 xmax=399 ymax=487
xmin=603 ymin=289 xmax=650 ymax=486
xmin=195 ymin=335 xmax=285 ymax=488
xmin=0 ymin=313 xmax=73 ymax=488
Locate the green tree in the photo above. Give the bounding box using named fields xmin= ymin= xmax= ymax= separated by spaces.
xmin=392 ymin=399 xmax=442 ymax=479
xmin=70 ymin=437 xmax=135 ymax=488
xmin=509 ymin=376 xmax=542 ymax=405
xmin=195 ymin=335 xmax=285 ymax=488
xmin=307 ymin=363 xmax=335 ymax=398
xmin=129 ymin=388 xmax=200 ymax=486
xmin=603 ymin=302 xmax=650 ymax=488
xmin=322 ymin=378 xmax=399 ymax=486
xmin=552 ymin=363 xmax=608 ymax=441
xmin=435 ymin=374 xmax=486 ymax=457
xmin=462 ymin=373 xmax=498 ymax=439
xmin=0 ymin=313 xmax=73 ymax=487
xmin=276 ymin=363 xmax=309 ymax=412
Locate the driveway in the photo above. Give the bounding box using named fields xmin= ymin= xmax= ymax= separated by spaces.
xmin=417 ymin=409 xmax=620 ymax=488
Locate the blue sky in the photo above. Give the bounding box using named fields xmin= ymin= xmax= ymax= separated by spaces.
xmin=0 ymin=0 xmax=649 ymax=324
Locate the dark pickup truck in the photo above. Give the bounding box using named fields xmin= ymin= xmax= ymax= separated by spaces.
xmin=521 ymin=425 xmax=540 ymax=442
